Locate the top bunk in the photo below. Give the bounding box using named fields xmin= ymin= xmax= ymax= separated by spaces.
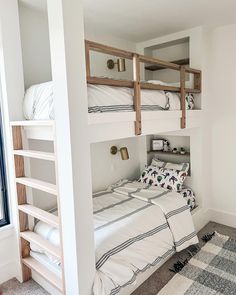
xmin=17 ymin=40 xmax=202 ymax=143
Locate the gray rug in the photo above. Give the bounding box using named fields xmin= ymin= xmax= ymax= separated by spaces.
xmin=157 ymin=232 xmax=236 ymax=294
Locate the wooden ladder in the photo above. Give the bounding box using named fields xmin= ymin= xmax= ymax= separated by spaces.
xmin=11 ymin=121 xmax=65 ymax=294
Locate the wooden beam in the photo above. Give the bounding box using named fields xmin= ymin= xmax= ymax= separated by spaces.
xmin=139 ymin=55 xmax=181 ymax=71
xmin=180 ymin=66 xmax=186 ymax=129
xmin=141 ymin=82 xmax=180 ymax=92
xmin=12 ymin=126 xmax=31 ymax=282
xmin=85 ymin=40 xmax=133 ymax=59
xmin=85 ymin=41 xmax=91 ymax=78
xmin=194 ymin=72 xmax=202 ymax=92
xmin=133 ymin=54 xmax=141 ymax=135
xmin=87 ymin=76 xmax=134 ymax=88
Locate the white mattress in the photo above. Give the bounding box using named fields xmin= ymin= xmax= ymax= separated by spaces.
xmin=23 ymin=81 xmax=194 ymax=120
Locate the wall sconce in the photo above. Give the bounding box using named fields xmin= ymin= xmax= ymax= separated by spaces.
xmin=107 ymin=58 xmax=126 ymax=72
xmin=110 ymin=146 xmax=129 ymax=160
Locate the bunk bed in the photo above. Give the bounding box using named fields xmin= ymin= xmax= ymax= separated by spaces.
xmin=22 ymin=40 xmax=202 ymax=143
xmin=10 ymin=40 xmax=202 ymax=295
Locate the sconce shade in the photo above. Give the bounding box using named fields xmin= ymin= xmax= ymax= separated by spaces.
xmin=120 ymin=147 xmax=129 ymax=160
xmin=110 ymin=146 xmax=129 ymax=160
xmin=117 ymin=58 xmax=126 ymax=72
xmin=107 ymin=58 xmax=126 ymax=72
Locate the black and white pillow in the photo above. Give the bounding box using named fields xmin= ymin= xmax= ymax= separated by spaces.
xmin=139 ymin=165 xmax=187 ymax=192
xmin=180 ymin=187 xmax=196 ymax=210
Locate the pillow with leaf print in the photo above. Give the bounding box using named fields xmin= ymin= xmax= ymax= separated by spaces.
xmin=138 ymin=165 xmax=187 ymax=192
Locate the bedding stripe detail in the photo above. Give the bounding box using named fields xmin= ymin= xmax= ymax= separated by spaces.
xmin=95 ymin=203 xmax=152 ymax=231
xmin=96 ymin=223 xmax=169 ymax=269
xmin=93 ymin=197 xmax=132 ymax=214
xmin=165 ymin=205 xmax=189 ymax=219
xmin=175 ymin=231 xmax=197 ymax=247
xmin=109 ymin=248 xmax=175 ymax=295
xmin=88 ymin=105 xmax=165 ymax=113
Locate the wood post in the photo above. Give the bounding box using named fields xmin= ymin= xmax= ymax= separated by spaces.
xmin=180 ymin=66 xmax=186 ymax=129
xmin=12 ymin=126 xmax=31 ymax=281
xmin=133 ymin=54 xmax=141 ymax=135
xmin=85 ymin=41 xmax=91 ymax=79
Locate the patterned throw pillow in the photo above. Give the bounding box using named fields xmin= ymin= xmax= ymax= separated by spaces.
xmin=180 ymin=187 xmax=196 ymax=210
xmin=139 ymin=165 xmax=187 ymax=192
xmin=151 ymin=157 xmax=190 ymax=174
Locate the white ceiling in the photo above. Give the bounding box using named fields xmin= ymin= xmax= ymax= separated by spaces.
xmin=20 ymin=0 xmax=236 ymax=42
xmin=83 ymin=0 xmax=236 ymax=42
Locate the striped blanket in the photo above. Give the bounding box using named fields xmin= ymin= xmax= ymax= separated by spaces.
xmin=93 ymin=181 xmax=198 ymax=295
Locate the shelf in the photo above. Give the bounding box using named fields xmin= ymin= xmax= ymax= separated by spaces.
xmin=22 ymin=257 xmax=62 ymax=291
xmin=13 ymin=150 xmax=55 ymax=161
xmin=145 ymin=58 xmax=189 ymax=71
xmin=21 ymin=231 xmax=61 ymax=259
xmin=18 ymin=204 xmax=59 ymax=228
xmin=147 ymin=150 xmax=190 ymax=156
xmin=16 ymin=177 xmax=57 ymax=195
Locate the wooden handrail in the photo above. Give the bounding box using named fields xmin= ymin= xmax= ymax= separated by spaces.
xmin=85 ymin=40 xmax=202 ymax=135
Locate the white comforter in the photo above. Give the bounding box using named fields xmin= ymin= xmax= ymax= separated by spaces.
xmin=31 ymin=181 xmax=198 ymax=295
xmin=94 ymin=181 xmax=198 ymax=295
xmin=23 ymin=81 xmax=194 ymax=119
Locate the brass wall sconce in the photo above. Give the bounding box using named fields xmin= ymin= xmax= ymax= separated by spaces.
xmin=110 ymin=146 xmax=129 ymax=160
xmin=107 ymin=58 xmax=126 ymax=72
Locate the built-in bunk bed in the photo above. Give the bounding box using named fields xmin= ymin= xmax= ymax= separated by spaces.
xmin=22 ymin=40 xmax=202 ymax=142
xmin=11 ymin=40 xmax=202 ymax=295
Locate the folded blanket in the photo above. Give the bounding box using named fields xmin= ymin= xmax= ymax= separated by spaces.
xmin=111 ymin=180 xmax=199 ymax=252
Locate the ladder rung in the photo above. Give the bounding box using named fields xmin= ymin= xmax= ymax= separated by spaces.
xmin=18 ymin=204 xmax=59 ymax=228
xmin=22 ymin=257 xmax=62 ymax=291
xmin=13 ymin=150 xmax=55 ymax=161
xmin=16 ymin=177 xmax=57 ymax=195
xmin=21 ymin=231 xmax=60 ymax=259
xmin=10 ymin=120 xmax=54 ymax=127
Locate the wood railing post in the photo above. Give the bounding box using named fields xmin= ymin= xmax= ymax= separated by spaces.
xmin=85 ymin=41 xmax=91 ymax=79
xmin=133 ymin=54 xmax=141 ymax=135
xmin=180 ymin=66 xmax=186 ymax=129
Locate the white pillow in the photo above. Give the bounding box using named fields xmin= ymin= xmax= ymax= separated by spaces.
xmin=151 ymin=157 xmax=189 ymax=174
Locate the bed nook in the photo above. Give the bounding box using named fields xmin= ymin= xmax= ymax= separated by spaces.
xmin=22 ymin=40 xmax=202 ymax=143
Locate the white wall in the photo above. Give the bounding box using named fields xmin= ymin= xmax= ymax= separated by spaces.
xmin=205 ymin=23 xmax=236 ymax=226
xmin=19 ymin=2 xmax=52 ymax=89
xmin=85 ymin=29 xmax=136 ymax=80
xmin=91 ymin=137 xmax=141 ymax=192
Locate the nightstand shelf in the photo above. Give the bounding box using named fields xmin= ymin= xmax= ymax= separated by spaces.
xmin=147 ymin=150 xmax=190 ymax=156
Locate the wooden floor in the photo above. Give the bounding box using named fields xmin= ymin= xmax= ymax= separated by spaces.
xmin=1 ymin=222 xmax=235 ymax=295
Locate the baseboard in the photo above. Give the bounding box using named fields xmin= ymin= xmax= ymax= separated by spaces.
xmin=0 ymin=261 xmax=16 ymax=284
xmin=208 ymin=208 xmax=236 ymax=228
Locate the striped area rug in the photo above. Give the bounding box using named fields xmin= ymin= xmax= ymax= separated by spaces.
xmin=158 ymin=232 xmax=236 ymax=294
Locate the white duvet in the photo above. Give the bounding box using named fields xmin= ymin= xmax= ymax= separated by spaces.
xmin=32 ymin=181 xmax=198 ymax=295
xmin=23 ymin=81 xmax=194 ymax=119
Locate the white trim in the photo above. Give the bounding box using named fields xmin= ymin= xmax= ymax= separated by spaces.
xmin=208 ymin=208 xmax=236 ymax=229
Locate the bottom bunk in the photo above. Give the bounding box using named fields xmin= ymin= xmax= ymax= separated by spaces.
xmin=29 ymin=177 xmax=199 ymax=295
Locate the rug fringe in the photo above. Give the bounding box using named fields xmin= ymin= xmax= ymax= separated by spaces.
xmin=201 ymin=232 xmax=215 ymax=243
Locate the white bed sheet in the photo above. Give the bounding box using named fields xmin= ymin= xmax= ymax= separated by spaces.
xmin=23 ymin=81 xmax=194 ymax=120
